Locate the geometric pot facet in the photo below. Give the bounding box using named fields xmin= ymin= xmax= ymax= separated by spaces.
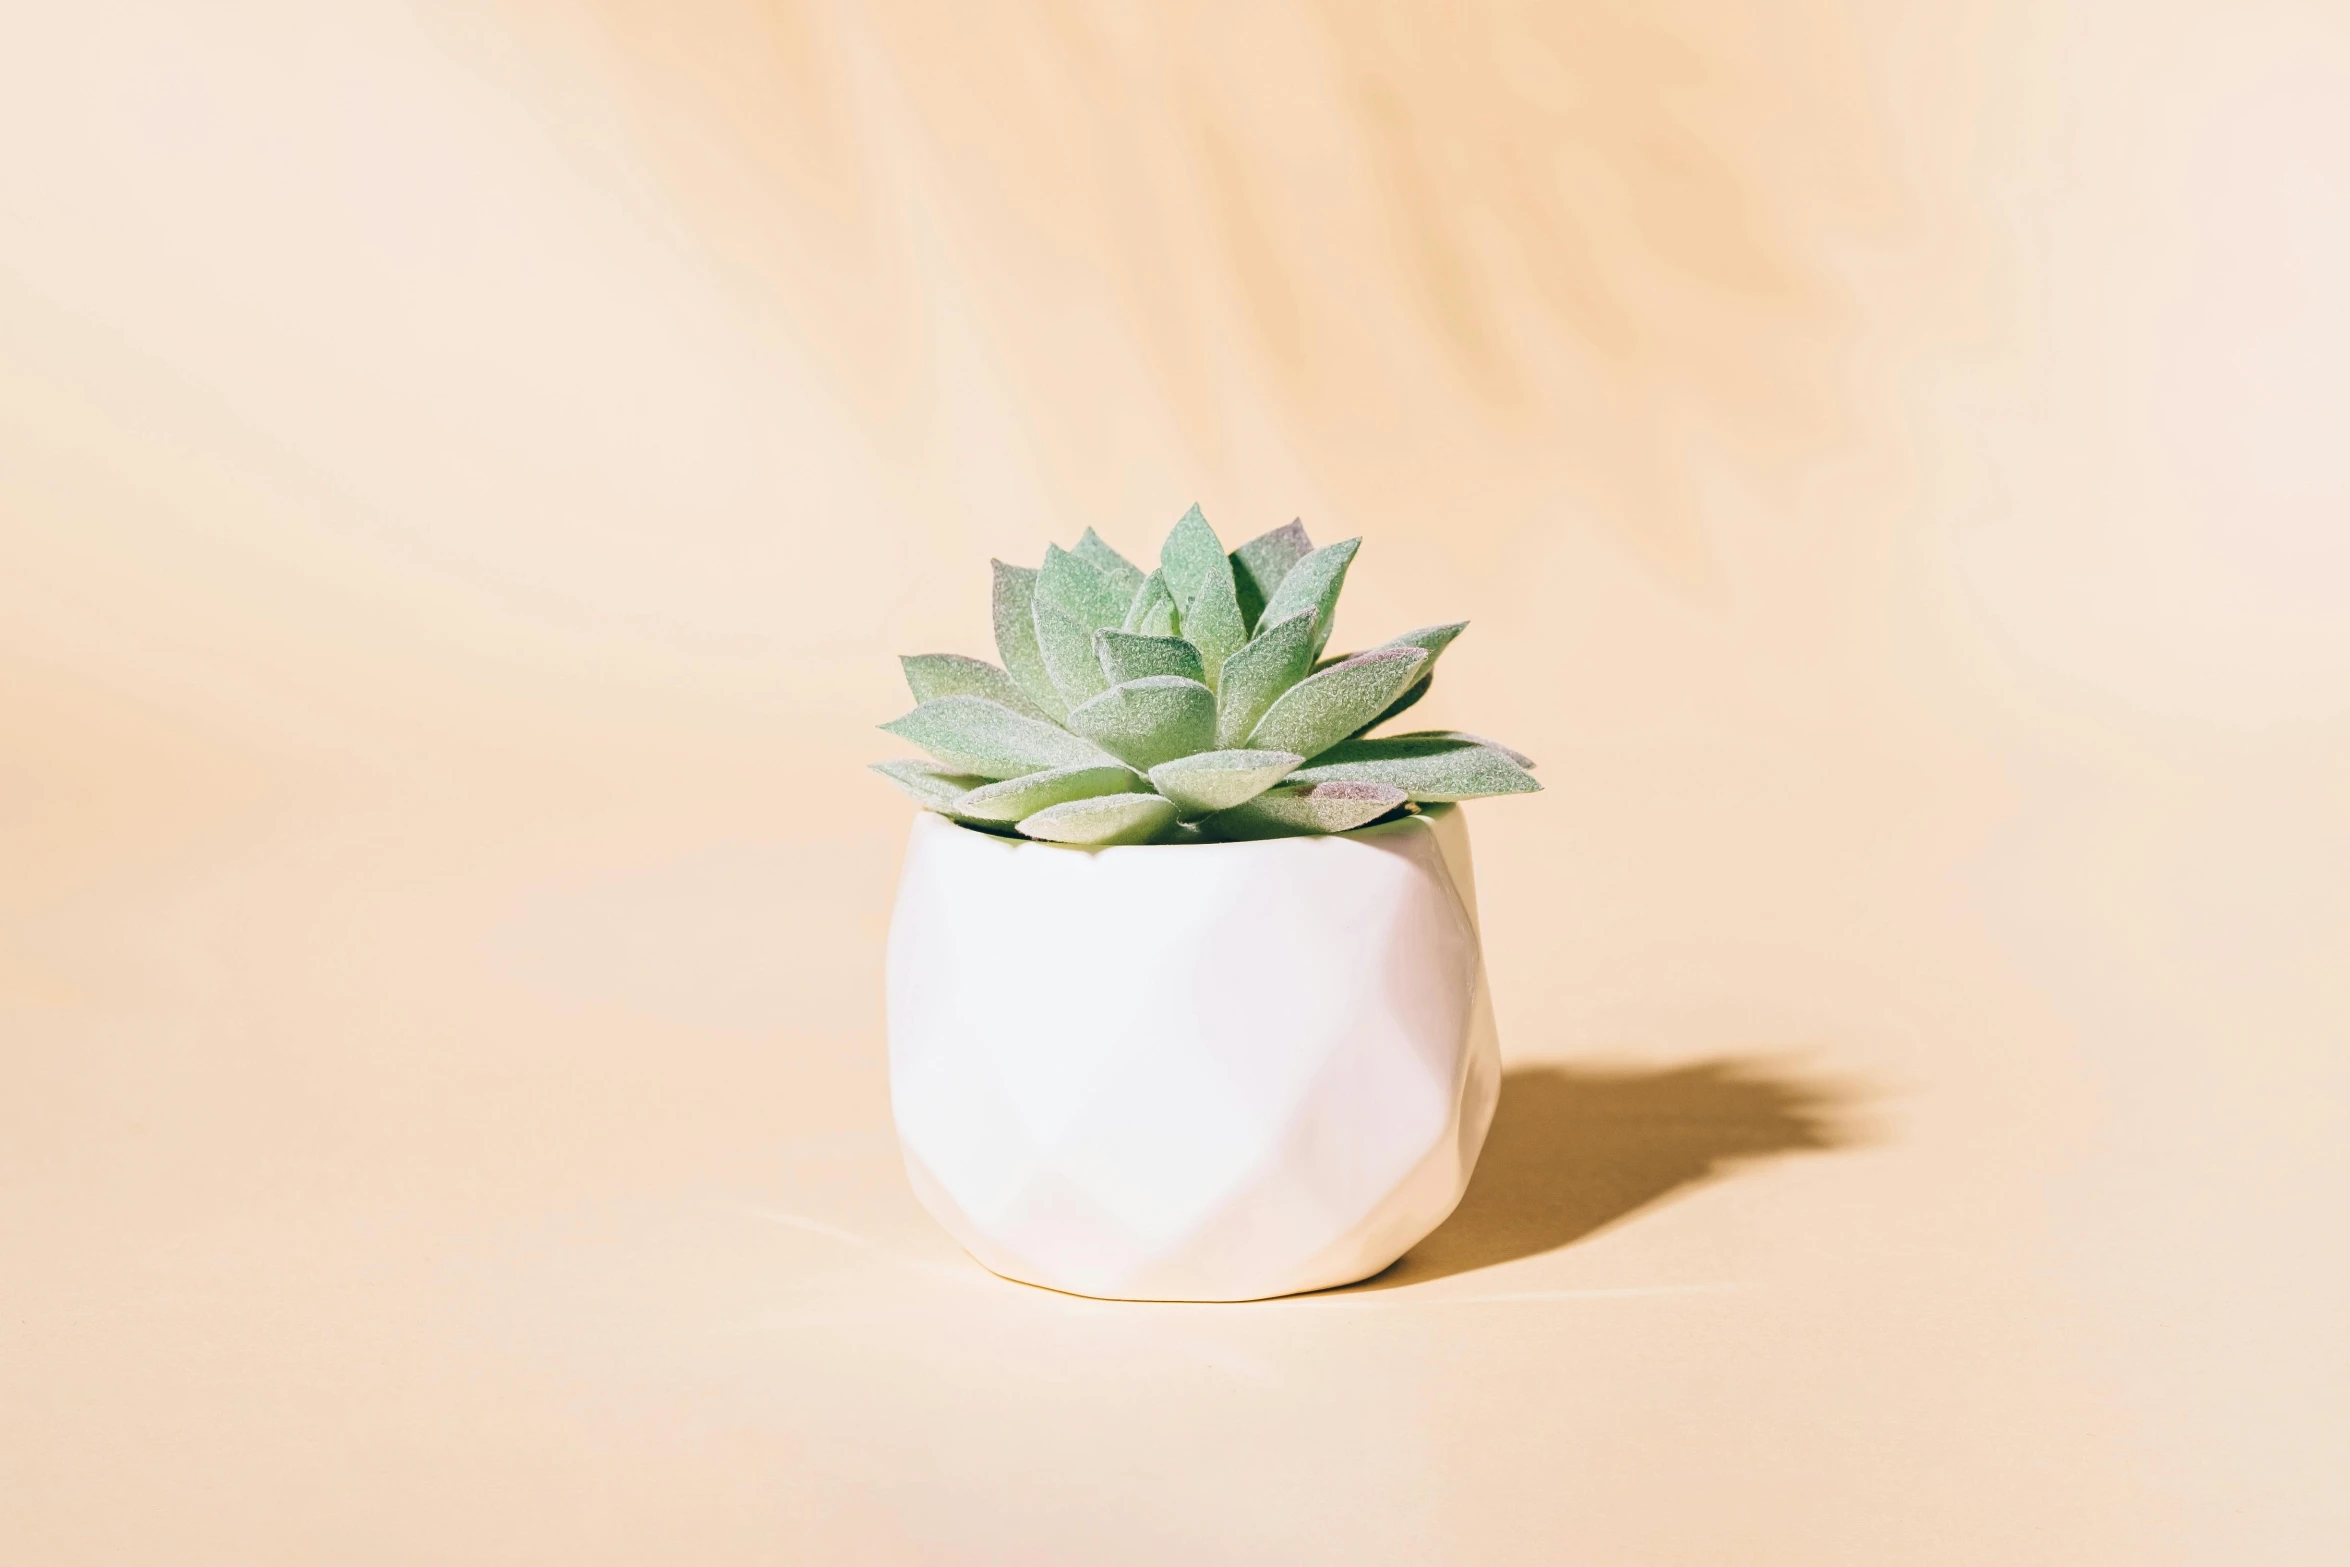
xmin=884 ymin=804 xmax=1502 ymax=1301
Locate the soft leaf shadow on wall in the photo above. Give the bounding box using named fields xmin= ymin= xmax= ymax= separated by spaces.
xmin=577 ymin=1 xmax=1910 ymax=602
xmin=1343 ymin=1057 xmax=1855 ymax=1291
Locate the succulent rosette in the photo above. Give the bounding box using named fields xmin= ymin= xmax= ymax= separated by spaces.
xmin=875 ymin=506 xmax=1538 ymax=844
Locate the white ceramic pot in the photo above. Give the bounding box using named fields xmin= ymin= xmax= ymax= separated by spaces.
xmin=884 ymin=803 xmax=1501 ymax=1301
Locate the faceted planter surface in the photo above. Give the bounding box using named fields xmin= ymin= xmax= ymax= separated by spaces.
xmin=884 ymin=805 xmax=1501 ymax=1301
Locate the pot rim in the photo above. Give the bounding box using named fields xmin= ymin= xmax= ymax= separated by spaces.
xmin=917 ymin=800 xmax=1456 ymax=855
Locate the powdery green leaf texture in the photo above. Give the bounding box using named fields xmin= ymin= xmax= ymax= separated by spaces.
xmin=1372 ymin=728 xmax=1541 ymax=765
xmin=1204 ymin=780 xmax=1408 ymax=839
xmin=1381 ymin=730 xmax=1539 ymax=769
xmin=1347 ymin=622 xmax=1466 ymax=735
xmin=952 ymin=762 xmax=1138 ymax=823
xmin=1095 ymin=629 xmax=1205 ymax=687
xmin=1034 ymin=545 xmax=1132 ymax=710
xmin=1361 ymin=674 xmax=1430 ymax=735
xmin=1419 ymin=728 xmax=1532 ymax=765
xmin=900 ymin=653 xmax=1051 ymax=721
xmin=1287 ymin=734 xmax=1541 ymax=800
xmin=1258 ymin=537 xmax=1360 ymax=662
xmin=1074 ymin=528 xmax=1147 ymax=607
xmin=1122 ymin=569 xmax=1177 ymax=636
xmin=1039 ymin=543 xmax=1129 ymax=628
xmin=1245 ymin=646 xmax=1426 ymax=761
xmin=1018 ymin=791 xmax=1178 ymax=846
xmin=1065 ymin=676 xmax=1218 ymax=772
xmin=1145 ymin=748 xmax=1303 ymax=818
xmin=1380 ymin=621 xmax=1467 ymax=670
xmin=1230 ymin=519 xmax=1314 ymax=633
xmin=1157 ymin=505 xmax=1247 ymax=689
xmin=881 ymin=695 xmax=1114 ymax=780
xmin=1214 ymin=607 xmax=1317 ymax=748
xmin=1321 ymin=625 xmax=1465 ymax=674
xmin=991 ymin=562 xmax=1065 ymax=722
xmin=870 ymin=758 xmax=989 ymax=810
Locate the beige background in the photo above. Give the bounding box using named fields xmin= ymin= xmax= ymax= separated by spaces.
xmin=4 ymin=1 xmax=2348 ymax=1561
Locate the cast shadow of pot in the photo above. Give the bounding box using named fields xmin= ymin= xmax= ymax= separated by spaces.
xmin=1340 ymin=1058 xmax=1857 ymax=1292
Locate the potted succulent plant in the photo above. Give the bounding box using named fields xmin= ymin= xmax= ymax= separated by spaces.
xmin=874 ymin=506 xmax=1539 ymax=1300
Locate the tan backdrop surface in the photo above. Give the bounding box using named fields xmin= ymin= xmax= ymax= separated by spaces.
xmin=4 ymin=2 xmax=2347 ymax=1561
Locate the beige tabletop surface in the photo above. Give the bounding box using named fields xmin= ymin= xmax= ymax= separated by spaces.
xmin=4 ymin=3 xmax=2347 ymax=1562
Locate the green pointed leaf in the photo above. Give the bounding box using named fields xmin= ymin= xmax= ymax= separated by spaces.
xmin=1244 ymin=646 xmax=1426 ymax=761
xmin=1095 ymin=629 xmax=1205 ymax=686
xmin=1064 ymin=675 xmax=1218 ymax=772
xmin=1158 ymin=504 xmax=1225 ymax=601
xmin=1358 ymin=673 xmax=1430 ymax=735
xmin=1230 ymin=519 xmax=1314 ymax=633
xmin=1184 ymin=592 xmax=1246 ymax=692
xmin=1387 ymin=729 xmax=1536 ymax=769
xmin=1017 ymin=792 xmax=1178 ymax=846
xmin=870 ymin=758 xmax=989 ymax=810
xmin=1146 ymin=748 xmax=1303 ymax=818
xmin=900 ymin=652 xmax=1052 ymax=720
xmin=991 ymin=561 xmax=1065 ymax=721
xmin=1034 ymin=596 xmax=1113 ymax=710
xmin=1122 ymin=569 xmax=1177 ymax=636
xmin=881 ymin=696 xmax=1115 ymax=780
xmin=1203 ymin=780 xmax=1408 ymax=839
xmin=1258 ymin=537 xmax=1359 ymax=662
xmin=952 ymin=762 xmax=1139 ymax=823
xmin=1287 ymin=734 xmax=1541 ymax=800
xmin=1339 ymin=620 xmax=1465 ymax=735
xmin=1214 ymin=607 xmax=1317 ymax=748
xmin=1157 ymin=505 xmax=1246 ymax=689
xmin=1038 ymin=542 xmax=1129 ymax=628
xmin=1034 ymin=544 xmax=1131 ymax=708
xmin=1074 ymin=528 xmax=1147 ymax=607
xmin=1381 ymin=620 xmax=1467 ymax=669
xmin=1320 ymin=621 xmax=1470 ymax=674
